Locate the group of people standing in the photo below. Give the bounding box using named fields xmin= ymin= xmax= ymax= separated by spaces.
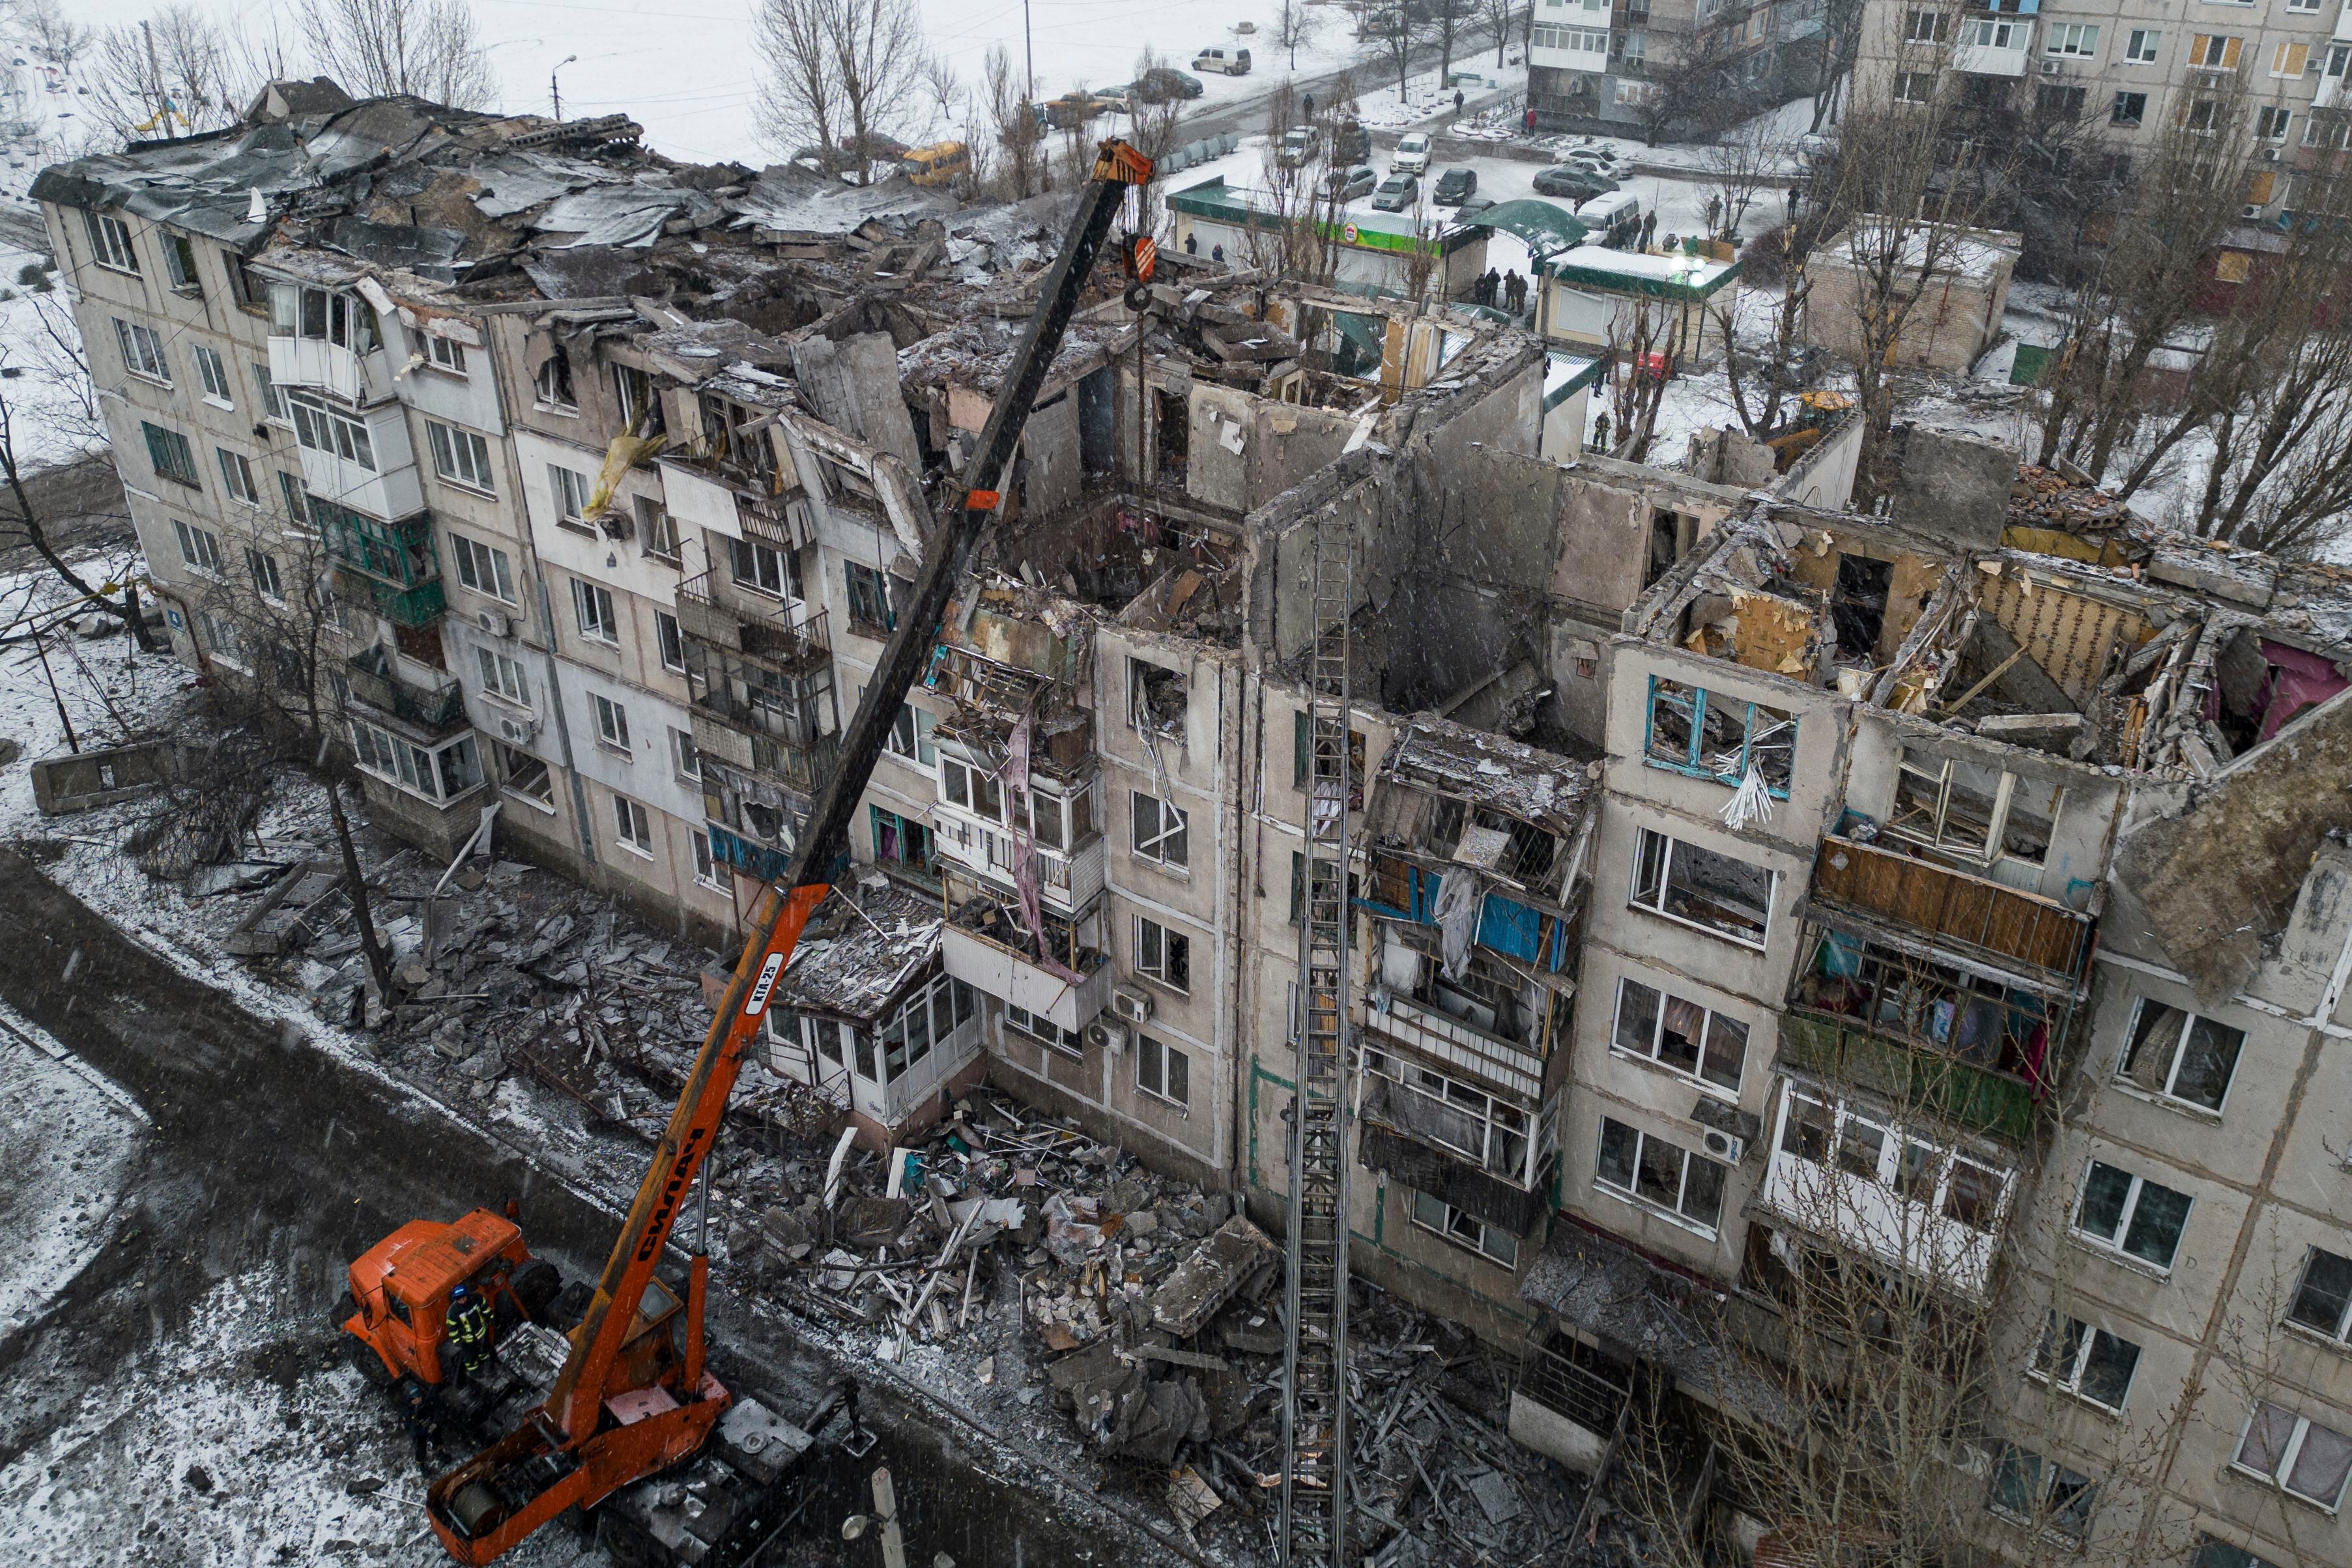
xmin=1475 ymin=268 xmax=1528 ymax=315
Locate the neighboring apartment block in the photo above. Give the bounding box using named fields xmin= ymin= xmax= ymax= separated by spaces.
xmin=1530 ymin=0 xmax=1833 ymax=132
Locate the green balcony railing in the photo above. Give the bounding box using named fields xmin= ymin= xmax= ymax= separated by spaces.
xmin=1779 ymin=1006 xmax=2043 ymax=1145
xmin=338 ymin=570 xmax=448 ymax=629
xmin=345 ymin=644 xmax=465 ymax=730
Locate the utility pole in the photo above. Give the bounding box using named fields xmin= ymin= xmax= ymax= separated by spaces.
xmin=1023 ymin=0 xmax=1034 ymax=101
xmin=551 ymin=54 xmax=577 ymax=121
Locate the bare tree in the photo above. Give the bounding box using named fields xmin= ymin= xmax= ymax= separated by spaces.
xmin=982 ymin=43 xmax=1042 ymax=200
xmin=87 ymin=7 xmax=259 ymax=144
xmin=1127 ymin=48 xmax=1192 ymax=235
xmin=1272 ymin=0 xmax=1320 ymax=72
xmin=754 ymin=0 xmax=844 ymax=163
xmin=1366 ymin=0 xmax=1420 ymax=106
xmin=1430 ymin=0 xmax=1477 ymax=87
xmin=1700 ymin=109 xmax=1784 ymax=242
xmin=1711 ymin=212 xmax=1824 ymax=445
xmin=1481 ymin=0 xmax=1516 ymax=68
xmin=296 ymin=0 xmax=496 ymax=109
xmin=1603 ymin=294 xmax=1676 ymax=462
xmin=19 ymin=0 xmax=95 ymax=71
xmin=822 ymin=0 xmax=929 ymax=186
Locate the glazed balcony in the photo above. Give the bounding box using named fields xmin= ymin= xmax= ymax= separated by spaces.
xmin=315 ymin=500 xmax=444 ymax=629
xmin=1775 ymin=1007 xmax=2041 ymax=1145
xmin=929 ymin=809 xmax=1106 ymax=919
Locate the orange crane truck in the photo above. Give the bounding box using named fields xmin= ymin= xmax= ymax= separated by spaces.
xmin=341 ymin=137 xmax=1156 ymax=1568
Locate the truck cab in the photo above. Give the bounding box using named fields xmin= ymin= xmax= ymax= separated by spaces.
xmin=343 ymin=1208 xmax=558 ymax=1388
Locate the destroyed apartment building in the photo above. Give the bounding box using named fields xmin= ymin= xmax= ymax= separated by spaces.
xmin=40 ymin=74 xmax=2352 ymax=1568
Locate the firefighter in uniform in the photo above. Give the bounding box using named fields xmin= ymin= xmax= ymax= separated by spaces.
xmin=444 ymin=1283 xmax=493 ymax=1382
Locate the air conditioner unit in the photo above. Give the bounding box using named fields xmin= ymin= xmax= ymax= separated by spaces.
xmin=1111 ymin=985 xmax=1154 ymax=1024
xmin=2243 ymin=204 xmax=2267 ymax=220
xmin=2259 ymin=145 xmax=2281 ymax=162
xmin=1085 ymin=1019 xmax=1127 ymax=1053
xmin=475 ymin=607 xmax=512 ymax=638
xmin=1701 ymin=1127 xmax=1747 ymax=1164
xmin=496 ymin=715 xmax=538 ymax=745
xmin=2039 ymin=59 xmax=2061 ymax=76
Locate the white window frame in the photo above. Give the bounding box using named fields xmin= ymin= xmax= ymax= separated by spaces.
xmin=497 ymin=741 xmax=554 ymax=807
xmin=351 ymin=720 xmax=479 ymax=802
xmin=573 ymin=578 xmax=619 ymax=645
xmin=2231 ymin=1402 xmax=2352 ymax=1511
xmin=87 ymin=211 xmax=139 ymax=273
xmin=2071 ymin=1160 xmax=2191 ymax=1272
xmin=592 ymin=692 xmax=631 ymax=754
xmin=1005 ymin=1002 xmax=1083 ymax=1055
xmin=549 ymin=463 xmax=593 ymax=522
xmin=637 ymin=495 xmax=679 ymax=560
xmin=1775 ymin=1085 xmax=2012 ymax=1234
xmin=172 ymin=518 xmax=225 ymax=577
xmin=883 ymin=702 xmax=938 ymax=771
xmin=1131 ymin=790 xmax=1190 ymax=870
xmin=1362 ymin=1045 xmax=1534 ymax=1182
xmin=423 ymin=334 xmax=467 ymax=375
xmin=1628 ymin=827 xmax=1773 ymax=949
xmin=1609 ymin=975 xmax=1746 ymax=1096
xmin=451 ymin=534 xmax=517 ymax=603
xmin=691 ymin=830 xmax=724 ymax=889
xmin=253 ymin=361 xmax=288 ymax=423
xmin=1135 ymin=1033 xmax=1190 ymax=1109
xmin=2117 ymin=997 xmax=2245 ymax=1113
xmin=1134 ymin=914 xmax=1192 ymax=994
xmin=2287 ymin=1247 xmax=2352 ymax=1343
xmin=476 ymin=646 xmax=530 ymax=707
xmin=246 ymin=546 xmax=284 ymax=603
xmin=192 ymin=345 xmax=233 ymax=405
xmin=672 ymin=727 xmax=700 ymax=782
xmin=1596 ymin=1115 xmax=1727 ymax=1234
xmin=612 ymin=793 xmax=654 ymax=857
xmin=287 ymin=393 xmax=377 ymax=472
xmin=2046 ymin=22 xmax=2099 ymax=57
xmin=216 ymin=448 xmax=261 ymax=507
xmin=1894 ymin=70 xmax=1934 ymax=104
xmin=114 ymin=319 xmax=171 ymax=384
xmin=1986 ymin=1442 xmax=2099 ymax=1540
xmin=2029 ymin=1313 xmax=2141 ymax=1412
xmin=428 ymin=421 xmax=496 ymax=494
xmin=655 ymin=610 xmax=686 ymax=673
xmin=2125 ymin=27 xmax=2160 ymax=61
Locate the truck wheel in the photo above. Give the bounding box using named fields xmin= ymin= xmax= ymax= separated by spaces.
xmin=330 ymin=1289 xmax=358 ymax=1333
xmin=345 ymin=1334 xmax=397 ymax=1391
xmin=545 ymin=1279 xmax=594 ymax=1333
xmin=512 ymin=1260 xmax=562 ymax=1322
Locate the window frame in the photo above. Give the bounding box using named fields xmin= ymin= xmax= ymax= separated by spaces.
xmin=286 ymin=392 xmax=377 ymax=472
xmin=655 ymin=610 xmax=686 ymax=674
xmin=2112 ymin=91 xmax=2147 ymax=126
xmin=612 ymin=793 xmax=654 ymax=857
xmin=2071 ymin=1159 xmax=2192 ymax=1271
xmin=636 ymin=496 xmax=679 ymax=560
xmin=1609 ymin=974 xmax=1746 ymax=1096
xmin=845 ymin=560 xmax=895 ymax=632
xmin=1596 ymin=1115 xmax=1728 ymax=1234
xmin=476 ymin=646 xmax=530 ymax=707
xmin=450 ymin=534 xmax=518 ymax=604
xmin=2029 ymin=1313 xmax=2142 ymax=1412
xmin=1629 ymin=827 xmax=1774 ymax=949
xmin=1135 ymin=1032 xmax=1190 ymax=1109
xmin=423 ymin=334 xmax=468 ymax=375
xmin=1130 ymin=790 xmax=1190 ymax=870
xmin=1986 ymin=1441 xmax=2099 ymax=1541
xmin=2231 ymin=1401 xmax=2352 ymax=1511
xmin=572 ymin=578 xmax=619 ymax=645
xmin=2286 ymin=1246 xmax=2352 ymax=1343
xmin=1408 ymin=1188 xmax=1518 ymax=1266
xmin=2124 ymin=27 xmax=2160 ymax=62
xmin=114 ymin=319 xmax=172 ymax=384
xmin=1005 ymin=1001 xmax=1084 ymax=1055
xmin=1642 ymin=677 xmax=1797 ymax=797
xmin=2117 ymin=997 xmax=2245 ymax=1114
xmin=1134 ymin=913 xmax=1192 ymax=994
xmin=427 ymin=420 xmax=496 ymax=494
xmin=591 ymin=692 xmax=632 ymax=754
xmin=86 ymin=211 xmax=139 ymax=274
xmin=246 ymin=546 xmax=285 ymax=603
xmin=172 ymin=518 xmax=225 ymax=577
xmin=495 ymin=741 xmax=554 ymax=807
xmin=192 ymin=345 xmax=233 ymax=405
xmin=216 ymin=448 xmax=261 ymax=507
xmin=549 ymin=463 xmax=594 ymax=523
xmin=729 ymin=536 xmax=799 ymax=601
xmin=351 ymin=721 xmax=480 ymax=802
xmin=2045 ymin=21 xmax=2099 ymax=57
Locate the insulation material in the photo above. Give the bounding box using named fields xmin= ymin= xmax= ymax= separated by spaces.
xmin=2258 ymin=640 xmax=2349 ymax=742
xmin=584 ymin=432 xmax=667 ymax=522
xmin=1981 ymin=571 xmax=2147 ymax=707
xmin=1728 ymin=590 xmax=1817 ymax=676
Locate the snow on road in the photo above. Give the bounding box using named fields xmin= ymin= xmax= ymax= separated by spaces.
xmin=0 ymin=1003 xmax=144 ymax=1339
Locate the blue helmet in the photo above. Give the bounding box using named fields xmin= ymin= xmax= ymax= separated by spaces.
xmin=450 ymin=1284 xmax=471 ymax=1301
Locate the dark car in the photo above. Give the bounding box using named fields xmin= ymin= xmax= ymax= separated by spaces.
xmin=1453 ymin=194 xmax=1497 ymax=224
xmin=1431 ymin=167 xmax=1477 ymax=206
xmin=1533 ymin=164 xmax=1616 ymax=201
xmin=1332 ymin=117 xmax=1371 ymax=163
xmin=1322 ymin=164 xmax=1377 ymax=201
xmin=1134 ymin=67 xmax=1205 ymax=102
xmin=1371 ymin=171 xmax=1420 ymax=211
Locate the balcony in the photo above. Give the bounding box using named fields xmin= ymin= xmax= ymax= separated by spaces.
xmin=345 ymin=645 xmax=466 ymax=734
xmin=1777 ymin=1008 xmax=2039 ymax=1144
xmin=1807 ymin=833 xmax=2093 ymax=987
xmin=268 ymin=332 xmax=392 ymax=407
xmin=708 ymin=823 xmax=792 ymax=883
xmin=930 ymin=812 xmax=1106 ymax=919
xmin=1364 ymin=995 xmax=1545 ymax=1102
xmin=939 ymin=902 xmax=1113 ymax=1031
xmin=691 ymin=707 xmax=839 ymax=800
xmin=677 ymin=571 xmax=830 ymax=672
xmin=316 ymin=502 xmax=445 ymax=629
xmin=1953 ymin=20 xmax=2033 ymax=76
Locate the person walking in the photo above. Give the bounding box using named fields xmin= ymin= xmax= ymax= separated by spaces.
xmin=1640 ymin=210 xmax=1656 ymax=249
xmin=1302 ymin=93 xmax=1315 ymax=121
xmin=1454 ymin=89 xmax=1466 ymax=119
xmin=1592 ymin=410 xmax=1613 ymax=453
xmin=1705 ymin=193 xmax=1722 ymax=236
xmin=1525 ymin=106 xmax=1538 ymax=135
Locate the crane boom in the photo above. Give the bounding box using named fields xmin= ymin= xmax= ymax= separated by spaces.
xmin=422 ymin=139 xmax=1153 ymax=1563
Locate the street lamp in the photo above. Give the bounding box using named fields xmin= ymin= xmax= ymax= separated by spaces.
xmin=551 ymin=55 xmax=578 ymax=122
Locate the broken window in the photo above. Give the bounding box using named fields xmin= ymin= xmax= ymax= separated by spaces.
xmin=1830 ymin=553 xmax=1893 ymax=655
xmin=612 ymin=364 xmax=666 ymax=437
xmin=1887 ymin=750 xmax=2048 ymax=864
xmin=536 ymin=346 xmax=577 ymax=408
xmin=1596 ymin=1117 xmax=1726 ymax=1231
xmin=1131 ymin=791 xmax=1189 ymax=869
xmin=1422 ymin=947 xmax=1536 ymax=1044
xmin=1644 ymin=678 xmax=1797 ymax=794
xmin=846 ymin=562 xmax=893 ymax=633
xmin=729 ymin=537 xmax=801 ymax=601
xmin=1409 ymin=1189 xmax=1517 ymax=1265
xmin=1134 ymin=915 xmax=1191 ymax=992
xmin=1611 ymin=976 xmax=1746 ymax=1093
xmin=1988 ymin=1443 xmax=2099 ymax=1540
xmin=1645 ymin=509 xmax=1684 ymax=590
xmin=1362 ymin=1046 xmax=1532 ymax=1181
xmin=1130 ymin=657 xmax=1188 ymax=737
xmin=2119 ymin=999 xmax=2244 ymax=1112
xmin=1794 ymin=928 xmax=2051 ymax=1075
xmin=1630 ymin=828 xmax=1772 ymax=947
xmin=1136 ymin=1034 xmax=1189 ymax=1107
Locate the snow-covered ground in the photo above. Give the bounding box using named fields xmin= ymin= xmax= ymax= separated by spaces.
xmin=0 ymin=1001 xmax=145 ymax=1339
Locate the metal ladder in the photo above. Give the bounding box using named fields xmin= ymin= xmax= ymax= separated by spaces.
xmin=1280 ymin=509 xmax=1356 ymax=1568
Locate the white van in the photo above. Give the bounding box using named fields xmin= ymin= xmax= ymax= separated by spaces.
xmin=1575 ymin=189 xmax=1643 ymax=246
xmin=1193 ymin=46 xmax=1252 ymax=75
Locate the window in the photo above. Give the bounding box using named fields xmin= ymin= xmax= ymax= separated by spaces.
xmin=114 ymin=319 xmax=171 ymax=384
xmin=1777 ymin=1087 xmax=2009 ymax=1231
xmin=1409 ymin=1190 xmax=1517 ymax=1266
xmin=1962 ymin=19 xmax=2026 ymax=49
xmin=1135 ymin=915 xmax=1191 ymax=992
xmin=573 ymin=579 xmax=618 ymax=644
xmin=450 ymin=534 xmax=517 ymax=603
xmin=592 ymin=693 xmax=631 ymax=753
xmin=2233 ymin=1403 xmax=2352 ymax=1510
xmin=2256 ymin=106 xmax=2292 ymax=143
xmin=1005 ymin=1003 xmax=1082 ymax=1054
xmin=1611 ymin=977 xmax=1746 ymax=1094
xmin=939 ymin=756 xmax=1006 ymax=821
xmin=171 ymin=519 xmax=225 ymax=575
xmin=246 ymin=547 xmax=284 ymax=602
xmin=2125 ymin=28 xmax=2160 ymax=62
xmin=2287 ymin=1247 xmax=2352 ymax=1341
xmin=159 ymin=232 xmax=201 ymax=292
xmin=1644 ymin=680 xmax=1796 ymax=794
xmin=2215 ymin=250 xmax=2253 ymax=284
xmin=273 ymin=285 xmax=379 ymax=351
xmin=287 ymin=393 xmax=376 ymax=471
xmin=253 ymin=362 xmax=287 ymax=423
xmin=2037 ymin=84 xmax=2087 ymax=119
xmin=845 ymin=561 xmax=893 ymax=631
xmin=1596 ymin=1117 xmax=1727 ymax=1231
xmin=730 ymin=537 xmax=799 ymax=599
xmin=2290 ymin=0 xmax=2323 ymax=10
xmin=2273 ymin=42 xmax=2312 ymax=78
xmin=423 ymin=334 xmax=466 ymax=375
xmin=535 ymin=348 xmax=576 ymax=408
xmin=2188 ymin=34 xmax=2241 ymax=70
xmin=655 ymin=610 xmax=685 ymax=672
xmin=352 ymin=722 xmax=480 ymax=801
xmin=870 ymin=805 xmax=932 ymax=874
xmin=2046 ymin=23 xmax=2098 ymax=57
xmin=870 ymin=974 xmax=973 ymax=1083
xmin=197 ymin=608 xmax=245 ymax=668
xmin=2119 ymin=999 xmax=2244 ymax=1112
xmin=2031 ymin=1315 xmax=2142 ymax=1411
xmin=612 ymin=793 xmax=653 ymax=855
xmin=216 ymin=448 xmax=259 ymax=506
xmin=2073 ymin=1161 xmax=2192 ymax=1270
xmin=192 ymin=345 xmax=232 ymax=404
xmin=1136 ymin=1033 xmax=1190 ymax=1107
xmin=1132 ymin=791 xmax=1189 ymax=870
xmin=671 ymin=727 xmax=700 ymax=781
xmin=1362 ymin=1046 xmax=1535 ymax=1180
xmin=496 ymin=742 xmax=554 ymax=806
xmin=1988 ymin=1443 xmax=2098 ymax=1539
xmin=1902 ymin=8 xmax=1948 ymax=43
xmin=2112 ymin=92 xmax=2148 ymax=126
xmin=1130 ymin=657 xmax=1189 ymax=736
xmin=85 ymin=211 xmax=138 ymax=273
xmin=636 ymin=496 xmax=678 ymax=560
xmin=1629 ymin=828 xmax=1772 ymax=948
xmin=476 ymin=647 xmax=530 ymax=706
xmin=549 ymin=464 xmax=593 ymax=522
xmin=1894 ymin=71 xmax=1934 ymax=104
xmin=884 ymin=702 xmax=937 ymax=769
xmin=691 ymin=831 xmax=723 ymax=889
xmin=428 ymin=421 xmax=495 ymax=493
xmin=1887 ymin=752 xmax=2058 ymax=865
xmin=2193 ymin=1537 xmax=2284 ymax=1568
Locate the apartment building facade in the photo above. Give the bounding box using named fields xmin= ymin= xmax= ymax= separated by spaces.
xmin=1529 ymin=0 xmax=1831 ymax=133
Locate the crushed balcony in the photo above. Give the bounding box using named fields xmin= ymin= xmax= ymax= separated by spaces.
xmin=938 ymin=896 xmax=1113 ymax=1032
xmin=344 ymin=644 xmax=466 ymax=734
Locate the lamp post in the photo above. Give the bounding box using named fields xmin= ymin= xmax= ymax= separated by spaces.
xmin=551 ymin=55 xmax=578 ymax=121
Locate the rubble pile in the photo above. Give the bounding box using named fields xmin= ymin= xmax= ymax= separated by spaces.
xmin=2007 ymin=464 xmax=2136 ymax=539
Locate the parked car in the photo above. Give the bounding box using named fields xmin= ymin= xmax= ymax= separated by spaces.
xmin=1431 ymin=167 xmax=1477 ymax=206
xmin=1453 ymin=194 xmax=1497 ymax=224
xmin=1044 ymin=90 xmax=1118 ymax=129
xmin=1533 ymin=164 xmax=1615 ymax=201
xmin=1391 ymin=131 xmax=1433 ymax=174
xmin=1576 ymin=190 xmax=1644 ymax=246
xmin=1331 ymin=117 xmax=1370 ymax=163
xmin=1322 ymin=164 xmax=1377 ymax=201
xmin=1371 ymin=171 xmax=1420 ymax=211
xmin=1132 ymin=67 xmax=1205 ymax=102
xmin=1278 ymin=126 xmax=1321 ymax=169
xmin=1193 ymin=45 xmax=1251 ymax=75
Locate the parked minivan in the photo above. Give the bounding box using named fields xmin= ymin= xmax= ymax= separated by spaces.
xmin=1194 ymin=46 xmax=1252 ymax=75
xmin=899 ymin=141 xmax=970 ymax=186
xmin=1576 ymin=189 xmax=1644 ymax=246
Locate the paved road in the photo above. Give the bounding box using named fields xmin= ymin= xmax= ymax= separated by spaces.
xmin=0 ymin=846 xmax=1192 ymax=1568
